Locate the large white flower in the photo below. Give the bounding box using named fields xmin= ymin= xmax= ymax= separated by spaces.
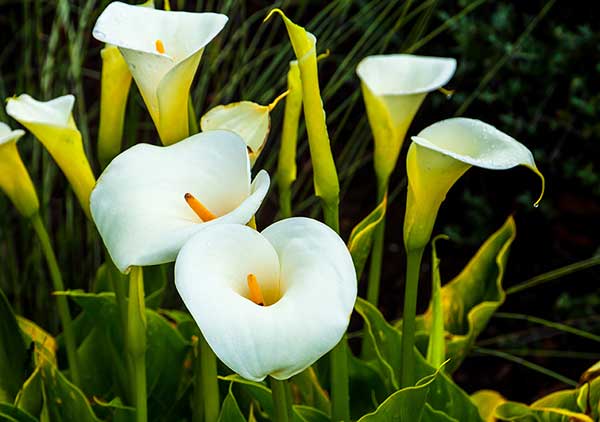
xmin=175 ymin=217 xmax=357 ymax=381
xmin=356 ymin=54 xmax=456 ymax=191
xmin=92 ymin=2 xmax=228 ymax=145
xmin=90 ymin=130 xmax=270 ymax=273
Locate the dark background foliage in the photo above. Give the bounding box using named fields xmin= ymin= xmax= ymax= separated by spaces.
xmin=0 ymin=0 xmax=598 ymax=405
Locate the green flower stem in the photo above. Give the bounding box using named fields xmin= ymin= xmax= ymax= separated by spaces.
xmin=128 ymin=267 xmax=147 ymax=422
xmin=366 ymin=184 xmax=388 ymax=306
xmin=330 ymin=339 xmax=350 ymax=421
xmin=270 ymin=377 xmax=292 ymax=422
xmin=199 ymin=334 xmax=220 ymax=422
xmin=31 ymin=213 xmax=81 ymax=386
xmin=400 ymin=247 xmax=425 ymax=388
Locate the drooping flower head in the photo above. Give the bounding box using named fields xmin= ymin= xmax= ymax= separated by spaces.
xmin=175 ymin=217 xmax=357 ymax=381
xmin=404 ymin=117 xmax=545 ymax=251
xmin=90 ymin=130 xmax=270 ymax=273
xmin=93 ymin=2 xmax=228 ymax=145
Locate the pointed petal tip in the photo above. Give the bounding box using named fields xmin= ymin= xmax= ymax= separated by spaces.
xmin=263 ymin=8 xmax=285 ymax=23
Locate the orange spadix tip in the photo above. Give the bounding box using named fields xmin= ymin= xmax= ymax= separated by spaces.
xmin=247 ymin=274 xmax=265 ymax=306
xmin=184 ymin=193 xmax=217 ymax=222
xmin=155 ymin=39 xmax=165 ymax=54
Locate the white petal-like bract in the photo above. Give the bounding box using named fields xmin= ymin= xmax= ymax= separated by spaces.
xmin=90 ymin=130 xmax=270 ymax=273
xmin=175 ymin=218 xmax=357 ymax=381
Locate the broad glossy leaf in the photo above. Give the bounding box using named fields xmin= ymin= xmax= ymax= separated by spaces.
xmin=357 ymin=368 xmax=440 ymax=421
xmin=422 ymin=404 xmax=459 ymax=421
xmin=218 ymin=383 xmax=246 ymax=422
xmin=355 ymin=298 xmax=483 ymax=421
xmin=471 ymin=390 xmax=506 ymax=422
xmin=13 ymin=367 xmax=44 ymax=418
xmin=61 ymin=291 xmax=189 ymax=419
xmin=0 ymin=288 xmax=29 ymax=402
xmin=293 ymin=405 xmax=329 ymax=422
xmin=419 ymin=216 xmax=516 ymax=372
xmin=291 ymin=368 xmax=330 ymax=415
xmin=42 ymin=364 xmax=100 ymax=421
xmin=348 ymin=350 xmax=388 ymax=419
xmin=220 ymin=375 xmax=274 ymax=417
xmin=347 ymin=196 xmax=387 ymax=279
xmin=0 ymin=403 xmax=37 ymax=422
xmin=17 ymin=317 xmax=56 ymax=367
xmin=494 ymin=377 xmax=600 ymax=422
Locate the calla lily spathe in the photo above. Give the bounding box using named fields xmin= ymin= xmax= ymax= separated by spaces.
xmin=200 ymin=100 xmax=275 ymax=167
xmin=356 ymin=54 xmax=456 ymax=193
xmin=0 ymin=123 xmax=39 ymax=217
xmin=90 ymin=130 xmax=270 ymax=273
xmin=175 ymin=217 xmax=357 ymax=381
xmin=92 ymin=2 xmax=228 ymax=145
xmin=5 ymin=94 xmax=96 ymax=218
xmin=404 ymin=117 xmax=545 ymax=251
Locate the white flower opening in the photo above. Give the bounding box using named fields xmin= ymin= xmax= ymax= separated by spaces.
xmin=90 ymin=130 xmax=270 ymax=273
xmin=92 ymin=2 xmax=228 ymax=145
xmin=355 ymin=54 xmax=457 ymax=190
xmin=0 ymin=122 xmax=25 ymax=146
xmin=175 ymin=218 xmax=357 ymax=381
xmin=356 ymin=54 xmax=457 ymax=97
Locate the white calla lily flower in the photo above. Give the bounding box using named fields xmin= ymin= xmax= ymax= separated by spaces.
xmin=404 ymin=117 xmax=545 ymax=251
xmin=356 ymin=54 xmax=456 ymax=191
xmin=200 ymin=91 xmax=288 ymax=167
xmin=175 ymin=217 xmax=357 ymax=381
xmin=92 ymin=2 xmax=228 ymax=145
xmin=90 ymin=130 xmax=270 ymax=273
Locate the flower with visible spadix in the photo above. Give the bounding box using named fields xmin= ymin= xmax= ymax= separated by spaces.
xmin=90 ymin=130 xmax=270 ymax=273
xmin=0 ymin=123 xmax=39 ymax=218
xmin=404 ymin=117 xmax=545 ymax=252
xmin=356 ymin=54 xmax=456 ymax=193
xmin=5 ymin=94 xmax=96 ymax=218
xmin=175 ymin=217 xmax=357 ymax=381
xmin=92 ymin=2 xmax=228 ymax=145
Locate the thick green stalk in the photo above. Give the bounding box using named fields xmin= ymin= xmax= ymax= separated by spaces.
xmin=128 ymin=267 xmax=147 ymax=422
xmin=270 ymin=378 xmax=292 ymax=422
xmin=400 ymin=247 xmax=425 ymax=388
xmin=199 ymin=334 xmax=220 ymax=422
xmin=329 ymin=339 xmax=350 ymax=421
xmin=31 ymin=213 xmax=81 ymax=386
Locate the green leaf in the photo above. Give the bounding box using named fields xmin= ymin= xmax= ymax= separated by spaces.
xmin=422 ymin=404 xmax=459 ymax=422
xmin=426 ymin=235 xmax=448 ymax=368
xmin=218 ymin=383 xmax=246 ymax=422
xmin=220 ymin=375 xmax=274 ymax=417
xmin=0 ymin=287 xmax=29 ymax=403
xmin=17 ymin=317 xmax=57 ymax=368
xmin=348 ymin=347 xmax=388 ymax=419
xmin=420 ymin=216 xmax=516 ymax=372
xmin=42 ymin=364 xmax=100 ymax=421
xmin=357 ymin=367 xmax=441 ymax=421
xmin=61 ymin=291 xmax=189 ymax=418
xmin=494 ymin=377 xmax=600 ymax=422
xmin=355 ymin=298 xmax=483 ymax=421
xmin=291 ymin=368 xmax=330 ymax=415
xmin=293 ymin=405 xmax=329 ymax=422
xmin=471 ymin=390 xmax=506 ymax=422
xmin=14 ymin=367 xmax=44 ymax=418
xmin=0 ymin=403 xmax=37 ymax=422
xmin=347 ymin=196 xmax=387 ymax=279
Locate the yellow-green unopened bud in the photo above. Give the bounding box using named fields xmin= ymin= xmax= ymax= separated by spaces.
xmin=0 ymin=123 xmax=39 ymax=218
